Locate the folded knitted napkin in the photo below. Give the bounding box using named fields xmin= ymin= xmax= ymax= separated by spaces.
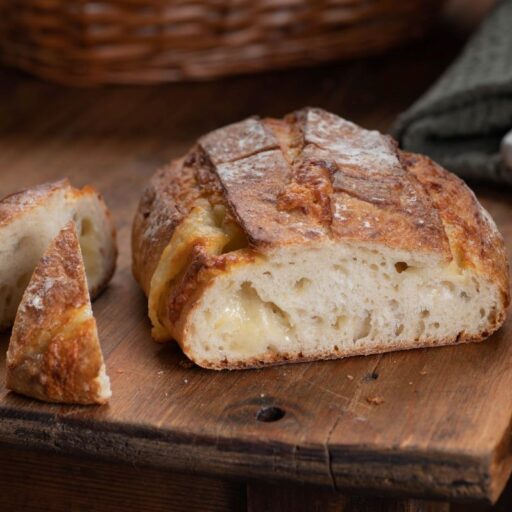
xmin=393 ymin=0 xmax=512 ymax=184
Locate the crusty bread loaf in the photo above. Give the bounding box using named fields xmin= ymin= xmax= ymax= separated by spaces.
xmin=132 ymin=108 xmax=510 ymax=370
xmin=6 ymin=221 xmax=111 ymax=404
xmin=0 ymin=179 xmax=117 ymax=330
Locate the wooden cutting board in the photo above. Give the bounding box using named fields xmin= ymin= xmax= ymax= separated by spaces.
xmin=0 ymin=50 xmax=511 ymax=504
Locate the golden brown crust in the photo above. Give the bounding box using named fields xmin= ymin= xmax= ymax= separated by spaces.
xmin=6 ymin=222 xmax=108 ymax=404
xmin=133 ymin=109 xmax=451 ymax=263
xmin=288 ymin=109 xmax=450 ymax=258
xmin=198 ymin=117 xmax=279 ymax=165
xmin=132 ymin=108 xmax=510 ymax=367
xmin=132 ymin=159 xmax=201 ymax=295
xmin=0 ymin=179 xmax=70 ymax=228
xmin=216 ymin=149 xmax=327 ymax=246
xmin=402 ymin=151 xmax=510 ymax=311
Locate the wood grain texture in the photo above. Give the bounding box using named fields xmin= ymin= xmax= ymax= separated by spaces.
xmin=247 ymin=482 xmax=450 ymax=511
xmin=0 ymin=19 xmax=510 ymax=506
xmin=0 ymin=445 xmax=245 ymax=512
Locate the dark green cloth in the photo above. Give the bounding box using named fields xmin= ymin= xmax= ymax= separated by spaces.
xmin=393 ymin=0 xmax=512 ymax=184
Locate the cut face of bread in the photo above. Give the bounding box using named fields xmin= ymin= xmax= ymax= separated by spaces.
xmin=0 ymin=179 xmax=117 ymax=330
xmin=183 ymin=243 xmax=503 ymax=368
xmin=6 ymin=221 xmax=111 ymax=404
xmin=132 ymin=108 xmax=510 ymax=370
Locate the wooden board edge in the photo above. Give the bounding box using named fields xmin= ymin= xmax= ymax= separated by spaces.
xmin=488 ymin=415 xmax=512 ymax=503
xmin=0 ymin=407 xmax=496 ymax=502
xmin=0 ymin=443 xmax=247 ymax=512
xmin=329 ymin=445 xmax=491 ymax=503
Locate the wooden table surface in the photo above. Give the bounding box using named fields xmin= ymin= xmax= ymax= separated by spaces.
xmin=0 ymin=7 xmax=511 ymax=511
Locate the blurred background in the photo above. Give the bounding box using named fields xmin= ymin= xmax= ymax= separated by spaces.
xmin=1 ymin=0 xmax=509 ymax=189
xmin=0 ymin=0 xmax=497 ymax=85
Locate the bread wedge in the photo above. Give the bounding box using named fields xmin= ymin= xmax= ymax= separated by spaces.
xmin=132 ymin=108 xmax=510 ymax=370
xmin=6 ymin=221 xmax=111 ymax=404
xmin=0 ymin=179 xmax=117 ymax=330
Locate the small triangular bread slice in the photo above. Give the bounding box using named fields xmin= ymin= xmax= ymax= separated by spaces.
xmin=0 ymin=179 xmax=117 ymax=331
xmin=6 ymin=221 xmax=111 ymax=404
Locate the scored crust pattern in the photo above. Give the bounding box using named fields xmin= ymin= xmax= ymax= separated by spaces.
xmin=198 ymin=108 xmax=451 ymax=256
xmin=132 ymin=108 xmax=510 ymax=338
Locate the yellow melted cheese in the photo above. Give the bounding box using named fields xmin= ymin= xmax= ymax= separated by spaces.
xmin=148 ymin=200 xmax=230 ymax=341
xmin=214 ymin=283 xmax=291 ymax=358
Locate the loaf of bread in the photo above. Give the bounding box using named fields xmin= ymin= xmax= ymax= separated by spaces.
xmin=0 ymin=179 xmax=117 ymax=330
xmin=6 ymin=221 xmax=111 ymax=404
xmin=132 ymin=108 xmax=509 ymax=370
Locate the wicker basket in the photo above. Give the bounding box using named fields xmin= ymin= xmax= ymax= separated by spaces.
xmin=0 ymin=0 xmax=445 ymax=86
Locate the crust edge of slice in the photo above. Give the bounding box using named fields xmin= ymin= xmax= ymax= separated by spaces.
xmin=6 ymin=220 xmax=111 ymax=405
